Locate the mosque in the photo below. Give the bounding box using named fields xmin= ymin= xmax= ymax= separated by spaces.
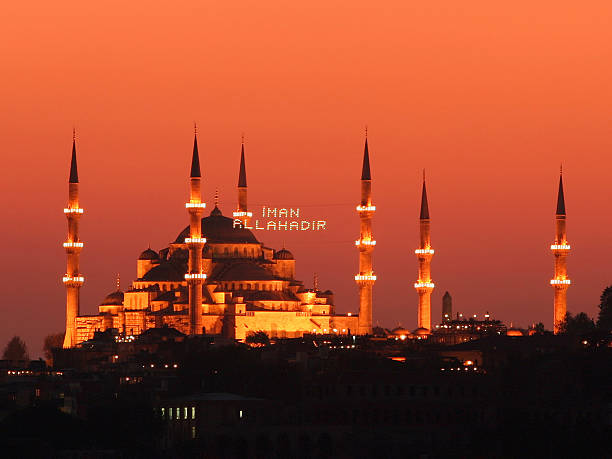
xmin=61 ymin=129 xmax=569 ymax=348
xmin=62 ymin=134 xmax=365 ymax=347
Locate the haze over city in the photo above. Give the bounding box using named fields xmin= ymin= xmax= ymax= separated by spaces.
xmin=2 ymin=1 xmax=612 ymax=355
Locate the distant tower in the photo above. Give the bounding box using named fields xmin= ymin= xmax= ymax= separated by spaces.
xmin=442 ymin=291 xmax=452 ymax=322
xmin=63 ymin=133 xmax=84 ymax=348
xmin=185 ymin=131 xmax=207 ymax=335
xmin=355 ymin=136 xmax=376 ymax=335
xmin=233 ymin=138 xmax=252 ymax=228
xmin=550 ymin=167 xmax=570 ymax=334
xmin=414 ymin=172 xmax=434 ymax=331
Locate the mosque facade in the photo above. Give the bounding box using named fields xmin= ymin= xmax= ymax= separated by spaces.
xmin=63 ymin=134 xmax=365 ymax=347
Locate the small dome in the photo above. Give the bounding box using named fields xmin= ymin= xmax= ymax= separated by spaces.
xmin=413 ymin=327 xmax=431 ymax=336
xmin=507 ymin=329 xmax=523 ymax=337
xmin=210 ymin=205 xmax=222 ymax=217
xmin=275 ymin=249 xmax=294 ymax=260
xmin=391 ymin=327 xmax=411 ymax=336
xmin=99 ymin=290 xmax=124 ymax=306
xmin=139 ymin=248 xmax=159 ymax=261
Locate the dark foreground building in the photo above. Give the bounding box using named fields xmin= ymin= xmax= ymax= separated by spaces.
xmin=1 ymin=333 xmax=611 ymax=458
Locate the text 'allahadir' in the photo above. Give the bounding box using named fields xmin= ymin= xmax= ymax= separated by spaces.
xmin=233 ymin=207 xmax=328 ymax=231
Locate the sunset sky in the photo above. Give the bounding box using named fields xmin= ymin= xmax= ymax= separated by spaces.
xmin=2 ymin=1 xmax=612 ymax=356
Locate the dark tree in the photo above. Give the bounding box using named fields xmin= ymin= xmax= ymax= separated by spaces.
xmin=558 ymin=312 xmax=595 ymax=336
xmin=597 ymin=285 xmax=612 ymax=332
xmin=43 ymin=332 xmax=65 ymax=364
xmin=246 ymin=331 xmax=270 ymax=346
xmin=2 ymin=336 xmax=29 ymax=361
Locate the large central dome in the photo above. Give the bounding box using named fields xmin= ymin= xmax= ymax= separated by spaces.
xmin=175 ymin=206 xmax=259 ymax=244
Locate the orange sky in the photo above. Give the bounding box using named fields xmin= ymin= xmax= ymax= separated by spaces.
xmin=2 ymin=1 xmax=612 ymax=356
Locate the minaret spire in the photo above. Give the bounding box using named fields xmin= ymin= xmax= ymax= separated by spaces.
xmin=63 ymin=133 xmax=84 ymax=348
xmin=238 ymin=139 xmax=247 ymax=187
xmin=190 ymin=128 xmax=201 ymax=178
xmin=186 ymin=128 xmax=206 ymax=335
xmin=551 ymin=167 xmax=570 ymax=334
xmin=415 ymin=171 xmax=434 ymax=332
xmin=556 ymin=165 xmax=566 ymax=216
xmin=355 ymin=134 xmax=376 ymax=335
xmin=419 ymin=170 xmax=429 ymax=220
xmin=361 ymin=138 xmax=371 ymax=181
xmin=69 ymin=129 xmax=79 ymax=183
xmin=234 ymin=137 xmax=252 ymax=228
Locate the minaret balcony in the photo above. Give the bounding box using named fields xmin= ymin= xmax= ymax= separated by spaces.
xmin=415 ymin=248 xmax=435 ymax=255
xmin=356 ymin=205 xmax=376 ymax=212
xmin=185 ymin=273 xmax=207 ymax=280
xmin=414 ymin=282 xmax=435 ymax=289
xmin=355 ymin=274 xmax=377 ymax=281
xmin=550 ymin=279 xmax=571 ymax=285
xmin=233 ymin=211 xmax=253 ymax=217
xmin=63 ymin=242 xmax=84 ymax=248
xmin=184 ymin=237 xmax=207 ymax=244
xmin=63 ymin=207 xmax=83 ymax=214
xmin=63 ymin=275 xmax=84 ymax=284
xmin=550 ymin=244 xmax=570 ymax=251
xmin=185 ymin=202 xmax=206 ymax=209
xmin=355 ymin=239 xmax=376 ymax=246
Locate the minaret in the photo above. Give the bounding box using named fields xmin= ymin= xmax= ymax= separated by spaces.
xmin=63 ymin=132 xmax=84 ymax=348
xmin=355 ymin=136 xmax=376 ymax=335
xmin=233 ymin=137 xmax=252 ymax=228
xmin=414 ymin=172 xmax=434 ymax=331
xmin=185 ymin=130 xmax=207 ymax=335
xmin=442 ymin=291 xmax=452 ymax=322
xmin=550 ymin=167 xmax=570 ymax=334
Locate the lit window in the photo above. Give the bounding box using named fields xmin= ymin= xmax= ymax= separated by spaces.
xmin=161 ymin=407 xmax=166 ymax=419
xmin=191 ymin=426 xmax=196 ymax=439
xmin=239 ymin=410 xmax=244 ymax=419
xmin=192 ymin=407 xmax=196 ymax=419
xmin=169 ymin=407 xmax=173 ymax=420
xmin=176 ymin=407 xmax=181 ymax=420
xmin=184 ymin=407 xmax=188 ymax=419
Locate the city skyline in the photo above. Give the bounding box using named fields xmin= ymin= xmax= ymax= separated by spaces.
xmin=2 ymin=2 xmax=612 ymax=355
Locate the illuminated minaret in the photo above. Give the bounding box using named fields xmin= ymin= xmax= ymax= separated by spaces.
xmin=63 ymin=132 xmax=84 ymax=348
xmin=233 ymin=137 xmax=252 ymax=228
xmin=355 ymin=136 xmax=376 ymax=335
xmin=414 ymin=172 xmax=434 ymax=331
xmin=185 ymin=130 xmax=207 ymax=335
xmin=550 ymin=167 xmax=570 ymax=334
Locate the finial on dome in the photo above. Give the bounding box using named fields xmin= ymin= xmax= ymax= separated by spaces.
xmin=214 ymin=188 xmax=219 ymax=206
xmin=116 ymin=273 xmax=120 ymax=291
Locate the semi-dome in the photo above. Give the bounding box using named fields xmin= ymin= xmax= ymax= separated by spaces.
xmin=507 ymin=328 xmax=523 ymax=337
xmin=139 ymin=248 xmax=159 ymax=260
xmin=175 ymin=207 xmax=259 ymax=244
xmin=142 ymin=262 xmax=184 ymax=282
xmin=99 ymin=290 xmax=124 ymax=306
xmin=274 ymin=249 xmax=294 ymax=260
xmin=214 ymin=261 xmax=278 ymax=281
